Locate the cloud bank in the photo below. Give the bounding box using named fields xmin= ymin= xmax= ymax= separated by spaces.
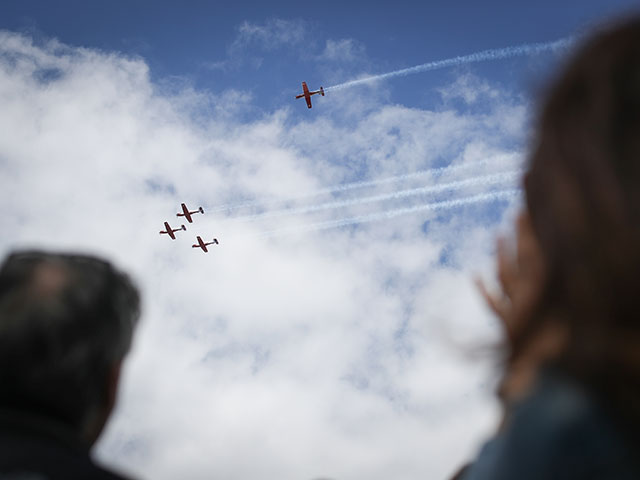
xmin=0 ymin=30 xmax=527 ymax=480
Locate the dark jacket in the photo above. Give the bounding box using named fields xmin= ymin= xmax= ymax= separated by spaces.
xmin=463 ymin=371 xmax=639 ymax=480
xmin=0 ymin=409 xmax=133 ymax=480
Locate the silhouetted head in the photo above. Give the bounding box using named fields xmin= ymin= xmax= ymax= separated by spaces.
xmin=515 ymin=17 xmax=640 ymax=427
xmin=0 ymin=250 xmax=140 ymax=445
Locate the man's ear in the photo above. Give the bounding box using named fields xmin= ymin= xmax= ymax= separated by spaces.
xmin=106 ymin=360 xmax=122 ymax=413
xmin=83 ymin=360 xmax=123 ymax=446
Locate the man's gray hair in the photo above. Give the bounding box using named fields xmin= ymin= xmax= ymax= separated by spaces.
xmin=0 ymin=250 xmax=140 ymax=432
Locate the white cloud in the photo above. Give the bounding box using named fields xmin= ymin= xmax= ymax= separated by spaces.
xmin=438 ymin=74 xmax=501 ymax=105
xmin=0 ymin=30 xmax=527 ymax=480
xmin=233 ymin=18 xmax=308 ymax=51
xmin=320 ymin=39 xmax=366 ymax=63
xmin=209 ymin=18 xmax=309 ymax=71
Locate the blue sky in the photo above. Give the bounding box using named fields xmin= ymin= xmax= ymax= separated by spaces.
xmin=1 ymin=2 xmax=639 ymax=480
xmin=4 ymin=0 xmax=639 ymax=112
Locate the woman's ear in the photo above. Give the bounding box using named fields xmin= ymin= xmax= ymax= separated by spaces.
xmin=511 ymin=210 xmax=547 ymax=328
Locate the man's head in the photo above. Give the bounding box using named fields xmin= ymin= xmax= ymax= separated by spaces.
xmin=0 ymin=250 xmax=140 ymax=444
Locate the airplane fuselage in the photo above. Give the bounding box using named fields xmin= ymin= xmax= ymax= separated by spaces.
xmin=296 ymin=81 xmax=324 ymax=109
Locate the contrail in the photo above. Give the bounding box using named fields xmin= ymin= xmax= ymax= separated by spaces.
xmin=233 ymin=171 xmax=520 ymax=223
xmin=209 ymin=156 xmax=519 ymax=214
xmin=326 ymin=37 xmax=573 ymax=92
xmin=254 ymin=189 xmax=520 ymax=238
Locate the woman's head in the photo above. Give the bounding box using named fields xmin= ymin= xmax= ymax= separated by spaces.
xmin=515 ymin=17 xmax=640 ymax=413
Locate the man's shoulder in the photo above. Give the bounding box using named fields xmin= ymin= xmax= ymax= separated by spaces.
xmin=0 ymin=411 xmax=134 ymax=480
xmin=0 ymin=436 xmax=133 ymax=480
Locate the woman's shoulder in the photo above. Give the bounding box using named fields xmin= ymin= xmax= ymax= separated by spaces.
xmin=463 ymin=371 xmax=638 ymax=480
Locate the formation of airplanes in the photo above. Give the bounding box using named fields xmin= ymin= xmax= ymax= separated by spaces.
xmin=296 ymin=81 xmax=324 ymax=109
xmin=160 ymin=82 xmax=322 ymax=251
xmin=159 ymin=203 xmax=219 ymax=253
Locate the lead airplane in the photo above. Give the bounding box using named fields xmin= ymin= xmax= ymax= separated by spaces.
xmin=159 ymin=221 xmax=186 ymax=240
xmin=192 ymin=236 xmax=219 ymax=253
xmin=177 ymin=203 xmax=204 ymax=223
xmin=296 ymin=81 xmax=324 ymax=109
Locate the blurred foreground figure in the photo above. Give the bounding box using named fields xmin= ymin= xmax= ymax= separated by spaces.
xmin=0 ymin=250 xmax=140 ymax=479
xmin=463 ymin=18 xmax=640 ymax=480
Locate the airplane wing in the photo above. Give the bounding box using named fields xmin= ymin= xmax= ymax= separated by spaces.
xmin=305 ymin=96 xmax=312 ymax=109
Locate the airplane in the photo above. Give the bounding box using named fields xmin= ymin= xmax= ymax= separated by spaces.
xmin=192 ymin=236 xmax=219 ymax=253
xmin=295 ymin=81 xmax=324 ymax=109
xmin=159 ymin=221 xmax=186 ymax=240
xmin=177 ymin=203 xmax=204 ymax=223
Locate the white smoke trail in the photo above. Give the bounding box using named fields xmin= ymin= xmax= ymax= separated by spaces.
xmin=233 ymin=171 xmax=520 ymax=223
xmin=253 ymin=189 xmax=520 ymax=238
xmin=326 ymin=37 xmax=573 ymax=92
xmin=209 ymin=156 xmax=518 ymax=213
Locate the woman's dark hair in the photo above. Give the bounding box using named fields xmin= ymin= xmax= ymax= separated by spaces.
xmin=518 ymin=17 xmax=640 ymax=434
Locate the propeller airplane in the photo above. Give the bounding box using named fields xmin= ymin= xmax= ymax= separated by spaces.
xmin=296 ymin=81 xmax=324 ymax=109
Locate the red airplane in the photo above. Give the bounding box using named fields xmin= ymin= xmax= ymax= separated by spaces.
xmin=192 ymin=236 xmax=219 ymax=253
xmin=159 ymin=221 xmax=186 ymax=240
xmin=296 ymin=81 xmax=324 ymax=109
xmin=177 ymin=203 xmax=204 ymax=223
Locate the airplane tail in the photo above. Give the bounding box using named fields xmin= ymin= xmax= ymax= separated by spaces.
xmin=320 ymin=87 xmax=325 ymax=96
xmin=199 ymin=207 xmax=205 ymax=214
xmin=181 ymin=225 xmax=186 ymax=231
